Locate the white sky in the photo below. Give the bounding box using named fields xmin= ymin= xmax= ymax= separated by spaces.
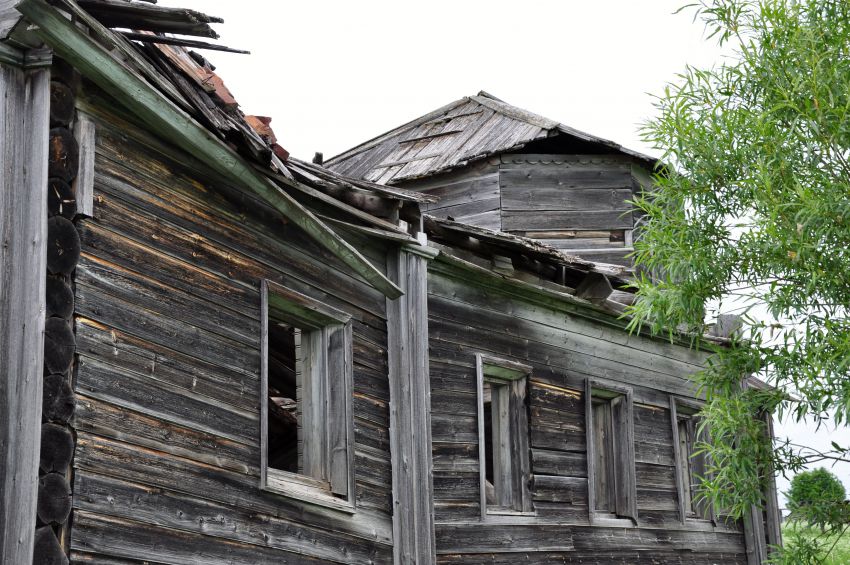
xmin=167 ymin=0 xmax=849 ymax=505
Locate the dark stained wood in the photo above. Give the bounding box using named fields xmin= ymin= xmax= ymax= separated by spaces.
xmin=43 ymin=317 xmax=75 ymax=374
xmin=42 ymin=374 xmax=76 ymax=424
xmin=48 ymin=127 xmax=79 ymax=182
xmin=49 ymin=81 xmax=75 ymax=127
xmin=47 ymin=177 xmax=76 ymax=219
xmin=46 ymin=216 xmax=81 ymax=275
xmin=46 ymin=276 xmax=74 ymax=319
xmin=40 ymin=423 xmax=74 ymax=474
xmin=37 ymin=473 xmax=72 ymax=525
xmin=33 ymin=525 xmax=69 ymax=565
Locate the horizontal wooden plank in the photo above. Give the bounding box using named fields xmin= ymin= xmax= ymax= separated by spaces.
xmin=73 ymin=433 xmax=393 ymax=541
xmin=74 ymin=395 xmax=258 ymax=475
xmin=75 ymin=355 xmax=257 ymax=445
xmin=502 ymin=210 xmax=632 ymax=231
xmin=73 ymin=474 xmax=391 ymax=564
xmin=76 ymin=281 xmax=258 ymax=377
xmin=499 ymin=166 xmax=632 ymax=190
xmin=502 ymin=187 xmax=634 ymax=212
xmin=435 ymin=523 xmax=574 ymax=553
xmin=75 ymin=318 xmax=256 ymax=412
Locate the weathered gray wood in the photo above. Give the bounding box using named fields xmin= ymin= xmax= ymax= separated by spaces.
xmin=502 ymin=210 xmax=632 ymax=231
xmin=19 ymin=0 xmax=402 ymax=298
xmin=328 ymin=323 xmax=354 ymax=498
xmin=0 ymin=60 xmax=50 ymax=565
xmin=72 ymin=111 xmax=95 ymax=217
xmin=387 ymin=247 xmax=437 ymax=564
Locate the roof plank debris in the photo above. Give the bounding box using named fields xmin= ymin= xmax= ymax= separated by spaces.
xmin=119 ymin=32 xmax=250 ymax=54
xmin=76 ymin=0 xmax=223 ymax=39
xmin=16 ymin=0 xmax=422 ymax=298
xmin=326 ymin=91 xmax=658 ymax=184
xmin=423 ymin=215 xmax=634 ymax=290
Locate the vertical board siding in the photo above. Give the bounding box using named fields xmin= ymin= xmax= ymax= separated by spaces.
xmin=427 ymin=267 xmax=746 ymax=563
xmin=70 ymin=102 xmax=394 ymax=563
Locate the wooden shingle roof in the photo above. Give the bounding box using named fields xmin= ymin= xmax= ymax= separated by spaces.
xmin=326 ymin=91 xmax=657 ymax=185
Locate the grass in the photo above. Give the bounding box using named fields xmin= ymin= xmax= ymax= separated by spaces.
xmin=781 ymin=522 xmax=850 ymax=564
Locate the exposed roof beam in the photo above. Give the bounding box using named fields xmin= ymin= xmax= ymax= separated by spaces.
xmin=17 ymin=0 xmax=403 ymax=299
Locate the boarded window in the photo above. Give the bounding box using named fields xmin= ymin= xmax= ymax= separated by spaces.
xmin=671 ymin=398 xmax=712 ymax=522
xmin=585 ymin=380 xmax=637 ymax=522
xmin=261 ymin=280 xmax=354 ymax=510
xmin=476 ymin=354 xmax=532 ymax=517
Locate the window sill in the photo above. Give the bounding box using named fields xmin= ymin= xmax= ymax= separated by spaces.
xmin=590 ymin=513 xmax=636 ymax=528
xmin=263 ymin=470 xmax=355 ymax=515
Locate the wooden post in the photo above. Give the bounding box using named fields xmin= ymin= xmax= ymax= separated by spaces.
xmin=0 ymin=50 xmax=51 ymax=565
xmin=387 ymin=240 xmax=438 ymax=564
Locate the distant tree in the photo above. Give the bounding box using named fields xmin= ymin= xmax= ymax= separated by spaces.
xmin=628 ymin=0 xmax=850 ymax=559
xmin=787 ymin=469 xmax=847 ymax=528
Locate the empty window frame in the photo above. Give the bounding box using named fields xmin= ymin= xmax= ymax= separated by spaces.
xmin=670 ymin=397 xmax=713 ymax=522
xmin=260 ymin=280 xmax=355 ymax=510
xmin=585 ymin=380 xmax=637 ymax=523
xmin=475 ymin=354 xmax=532 ymax=517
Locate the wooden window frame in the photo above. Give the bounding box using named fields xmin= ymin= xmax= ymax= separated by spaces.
xmin=670 ymin=396 xmax=716 ymax=525
xmin=585 ymin=379 xmax=637 ymax=526
xmin=260 ymin=280 xmax=355 ymax=513
xmin=475 ymin=353 xmax=533 ymax=519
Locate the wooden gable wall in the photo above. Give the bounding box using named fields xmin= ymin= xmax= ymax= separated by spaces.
xmin=402 ymin=153 xmax=651 ymax=267
xmin=68 ymin=88 xmax=396 ymax=564
xmin=427 ymin=258 xmax=748 ymax=564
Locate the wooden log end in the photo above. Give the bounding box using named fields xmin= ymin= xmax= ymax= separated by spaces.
xmin=48 ymin=128 xmax=79 ymax=183
xmin=33 ymin=525 xmax=69 ymax=565
xmin=48 ymin=177 xmax=77 ymax=220
xmin=44 ymin=317 xmax=75 ymax=374
xmin=37 ymin=472 xmax=72 ymax=525
xmin=43 ymin=374 xmax=75 ymax=424
xmin=50 ymin=56 xmax=80 ymax=93
xmin=40 ymin=423 xmax=74 ymax=474
xmin=47 ymin=216 xmax=81 ymax=276
xmin=46 ymin=276 xmax=74 ymax=319
xmin=49 ymin=81 xmax=76 ymax=128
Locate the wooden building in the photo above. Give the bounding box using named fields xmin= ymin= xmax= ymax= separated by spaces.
xmin=326 ymin=91 xmax=658 ymax=266
xmin=0 ymin=1 xmax=779 ymax=564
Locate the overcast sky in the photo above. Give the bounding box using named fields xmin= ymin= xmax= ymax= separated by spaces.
xmin=167 ymin=0 xmax=849 ymax=504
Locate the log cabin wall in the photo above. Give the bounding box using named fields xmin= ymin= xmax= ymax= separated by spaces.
xmin=401 ymin=153 xmax=651 ymax=268
xmin=427 ymin=257 xmax=749 ymax=564
xmin=67 ymin=87 xmax=396 ymax=563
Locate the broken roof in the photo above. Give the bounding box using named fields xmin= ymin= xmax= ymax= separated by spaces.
xmin=6 ymin=0 xmax=445 ymax=298
xmin=325 ymin=91 xmax=658 ymax=185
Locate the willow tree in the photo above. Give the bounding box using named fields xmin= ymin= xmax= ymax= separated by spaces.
xmin=630 ymin=0 xmax=850 ymax=559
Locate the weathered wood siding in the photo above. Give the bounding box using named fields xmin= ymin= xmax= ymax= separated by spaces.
xmin=404 ymin=159 xmax=501 ymax=231
xmin=427 ymin=261 xmax=747 ymax=563
xmin=400 ymin=153 xmax=650 ymax=267
xmin=69 ymin=92 xmax=395 ymax=563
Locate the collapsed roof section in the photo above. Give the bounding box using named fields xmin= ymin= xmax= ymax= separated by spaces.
xmin=326 ymin=91 xmax=659 ymax=185
xmin=4 ymin=0 xmax=450 ymax=298
xmin=2 ymin=0 xmax=655 ymax=320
